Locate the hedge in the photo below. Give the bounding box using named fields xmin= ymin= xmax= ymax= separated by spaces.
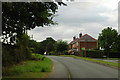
xmin=83 ymin=50 xmax=119 ymax=58
xmin=83 ymin=50 xmax=104 ymax=58
xmin=2 ymin=44 xmax=31 ymax=66
xmin=109 ymin=51 xmax=119 ymax=58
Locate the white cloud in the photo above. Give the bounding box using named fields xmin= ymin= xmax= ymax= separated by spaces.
xmin=28 ymin=0 xmax=119 ymax=43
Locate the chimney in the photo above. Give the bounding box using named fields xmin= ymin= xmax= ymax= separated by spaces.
xmin=73 ymin=36 xmax=76 ymax=40
xmin=79 ymin=33 xmax=82 ymax=38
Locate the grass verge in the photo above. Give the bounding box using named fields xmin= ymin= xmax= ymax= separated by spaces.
xmin=2 ymin=54 xmax=53 ymax=79
xmin=60 ymin=55 xmax=119 ymax=69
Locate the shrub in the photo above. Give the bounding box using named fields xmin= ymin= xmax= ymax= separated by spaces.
xmin=83 ymin=50 xmax=105 ymax=58
xmin=2 ymin=43 xmax=31 ymax=67
xmin=82 ymin=50 xmax=119 ymax=58
xmin=48 ymin=51 xmax=56 ymax=55
xmin=2 ymin=34 xmax=32 ymax=67
xmin=109 ymin=50 xmax=119 ymax=58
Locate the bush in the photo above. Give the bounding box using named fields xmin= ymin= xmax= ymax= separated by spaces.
xmin=48 ymin=51 xmax=56 ymax=55
xmin=83 ymin=50 xmax=105 ymax=58
xmin=83 ymin=50 xmax=119 ymax=58
xmin=2 ymin=45 xmax=31 ymax=67
xmin=109 ymin=50 xmax=119 ymax=58
xmin=2 ymin=54 xmax=53 ymax=76
xmin=2 ymin=34 xmax=32 ymax=67
xmin=2 ymin=44 xmax=17 ymax=66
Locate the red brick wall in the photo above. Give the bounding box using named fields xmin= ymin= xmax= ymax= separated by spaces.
xmin=80 ymin=42 xmax=97 ymax=50
xmin=75 ymin=42 xmax=97 ymax=57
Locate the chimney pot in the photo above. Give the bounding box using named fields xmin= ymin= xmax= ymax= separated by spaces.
xmin=73 ymin=36 xmax=76 ymax=40
xmin=79 ymin=33 xmax=82 ymax=38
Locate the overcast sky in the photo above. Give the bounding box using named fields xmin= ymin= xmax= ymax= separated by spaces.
xmin=28 ymin=0 xmax=119 ymax=43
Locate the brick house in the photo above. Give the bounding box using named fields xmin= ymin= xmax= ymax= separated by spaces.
xmin=69 ymin=33 xmax=97 ymax=56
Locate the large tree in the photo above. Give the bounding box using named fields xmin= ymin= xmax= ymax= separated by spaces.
xmin=28 ymin=37 xmax=56 ymax=54
xmin=2 ymin=2 xmax=66 ymax=44
xmin=41 ymin=37 xmax=56 ymax=54
xmin=114 ymin=34 xmax=120 ymax=51
xmin=54 ymin=40 xmax=69 ymax=53
xmin=98 ymin=27 xmax=118 ymax=57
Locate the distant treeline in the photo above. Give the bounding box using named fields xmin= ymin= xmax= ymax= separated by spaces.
xmin=2 ymin=35 xmax=56 ymax=66
xmin=2 ymin=35 xmax=69 ymax=66
xmin=29 ymin=37 xmax=56 ymax=55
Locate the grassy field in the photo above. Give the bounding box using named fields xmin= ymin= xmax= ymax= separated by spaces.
xmin=2 ymin=54 xmax=53 ymax=79
xmin=60 ymin=55 xmax=119 ymax=68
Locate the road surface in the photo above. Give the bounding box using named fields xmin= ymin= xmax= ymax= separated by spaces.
xmin=46 ymin=56 xmax=118 ymax=78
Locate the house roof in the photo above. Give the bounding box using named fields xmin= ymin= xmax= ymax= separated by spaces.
xmin=69 ymin=34 xmax=97 ymax=44
xmin=69 ymin=38 xmax=79 ymax=44
xmin=78 ymin=34 xmax=97 ymax=42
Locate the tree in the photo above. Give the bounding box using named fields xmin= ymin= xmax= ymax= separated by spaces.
xmin=54 ymin=40 xmax=69 ymax=54
xmin=114 ymin=34 xmax=120 ymax=51
xmin=28 ymin=40 xmax=38 ymax=53
xmin=2 ymin=2 xmax=66 ymax=44
xmin=98 ymin=27 xmax=118 ymax=57
xmin=28 ymin=37 xmax=56 ymax=54
xmin=41 ymin=37 xmax=56 ymax=54
xmin=2 ymin=2 xmax=66 ymax=66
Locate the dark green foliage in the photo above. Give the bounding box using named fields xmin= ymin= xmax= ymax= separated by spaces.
xmin=2 ymin=2 xmax=66 ymax=67
xmin=39 ymin=37 xmax=56 ymax=54
xmin=2 ymin=44 xmax=16 ymax=66
xmin=54 ymin=40 xmax=69 ymax=54
xmin=2 ymin=44 xmax=31 ymax=66
xmin=83 ymin=50 xmax=105 ymax=58
xmin=98 ymin=27 xmax=118 ymax=50
xmin=83 ymin=50 xmax=119 ymax=58
xmin=48 ymin=51 xmax=56 ymax=55
xmin=28 ymin=40 xmax=38 ymax=53
xmin=28 ymin=37 xmax=56 ymax=55
xmin=114 ymin=34 xmax=120 ymax=51
xmin=109 ymin=50 xmax=119 ymax=58
xmin=2 ymin=34 xmax=31 ymax=67
xmin=2 ymin=2 xmax=58 ymax=44
xmin=2 ymin=2 xmax=66 ymax=44
xmin=2 ymin=54 xmax=52 ymax=77
xmin=98 ymin=27 xmax=119 ymax=57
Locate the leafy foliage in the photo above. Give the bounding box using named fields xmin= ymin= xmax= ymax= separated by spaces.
xmin=2 ymin=34 xmax=31 ymax=66
xmin=39 ymin=37 xmax=56 ymax=54
xmin=98 ymin=27 xmax=118 ymax=57
xmin=2 ymin=54 xmax=52 ymax=77
xmin=2 ymin=2 xmax=66 ymax=67
xmin=28 ymin=37 xmax=56 ymax=54
xmin=83 ymin=50 xmax=105 ymax=58
xmin=2 ymin=2 xmax=65 ymax=44
xmin=114 ymin=34 xmax=120 ymax=51
xmin=54 ymin=40 xmax=69 ymax=53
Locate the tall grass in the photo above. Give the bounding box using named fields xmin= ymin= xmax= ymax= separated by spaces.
xmin=2 ymin=54 xmax=53 ymax=77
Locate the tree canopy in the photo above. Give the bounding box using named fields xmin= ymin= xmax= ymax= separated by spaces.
xmin=41 ymin=37 xmax=56 ymax=54
xmin=2 ymin=2 xmax=66 ymax=44
xmin=98 ymin=27 xmax=118 ymax=57
xmin=54 ymin=40 xmax=69 ymax=53
xmin=28 ymin=37 xmax=56 ymax=54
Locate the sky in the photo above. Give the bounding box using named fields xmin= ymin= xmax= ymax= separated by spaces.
xmin=28 ymin=0 xmax=120 ymax=43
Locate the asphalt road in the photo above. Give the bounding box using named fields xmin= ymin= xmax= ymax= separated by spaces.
xmin=46 ymin=56 xmax=118 ymax=78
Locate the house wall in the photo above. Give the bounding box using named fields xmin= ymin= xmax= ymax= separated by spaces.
xmin=69 ymin=44 xmax=72 ymax=49
xmin=79 ymin=42 xmax=97 ymax=50
xmin=70 ymin=42 xmax=97 ymax=50
xmin=75 ymin=42 xmax=97 ymax=57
